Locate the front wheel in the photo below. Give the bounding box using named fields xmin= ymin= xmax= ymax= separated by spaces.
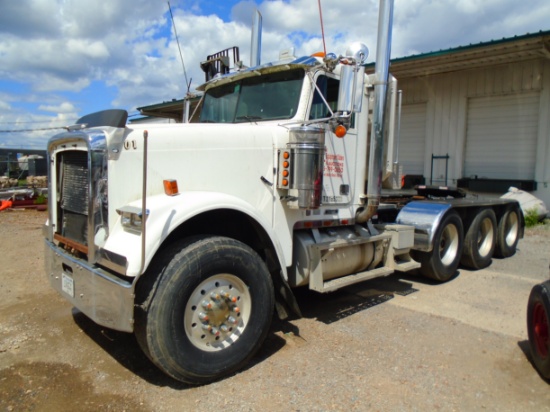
xmin=412 ymin=211 xmax=464 ymax=282
xmin=135 ymin=236 xmax=274 ymax=384
xmin=527 ymin=280 xmax=550 ymax=380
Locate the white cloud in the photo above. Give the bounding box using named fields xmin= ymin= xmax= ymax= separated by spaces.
xmin=0 ymin=101 xmax=11 ymax=111
xmin=67 ymin=39 xmax=110 ymax=60
xmin=38 ymin=102 xmax=77 ymax=114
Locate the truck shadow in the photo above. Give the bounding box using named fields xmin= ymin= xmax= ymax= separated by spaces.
xmin=290 ymin=272 xmax=422 ymax=324
xmin=71 ymin=309 xmax=189 ymax=389
xmin=70 ymin=271 xmax=448 ymax=387
xmin=71 ymin=307 xmax=287 ymax=389
xmin=517 ymin=340 xmax=550 ymax=384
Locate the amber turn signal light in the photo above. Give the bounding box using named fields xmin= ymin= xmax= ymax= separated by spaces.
xmin=163 ymin=179 xmax=179 ymax=196
xmin=335 ymin=124 xmax=347 ymax=138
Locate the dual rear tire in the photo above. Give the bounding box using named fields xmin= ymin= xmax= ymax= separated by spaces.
xmin=412 ymin=211 xmax=464 ymax=282
xmin=414 ymin=205 xmax=521 ymax=282
xmin=460 ymin=209 xmax=497 ymax=270
xmin=495 ymin=206 xmax=521 ymax=258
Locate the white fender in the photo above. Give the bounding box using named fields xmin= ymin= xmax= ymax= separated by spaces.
xmin=104 ymin=191 xmax=290 ymax=278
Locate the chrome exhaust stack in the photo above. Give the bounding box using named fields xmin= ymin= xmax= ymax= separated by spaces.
xmin=357 ymin=0 xmax=394 ymax=223
xmin=250 ymin=10 xmax=262 ymax=67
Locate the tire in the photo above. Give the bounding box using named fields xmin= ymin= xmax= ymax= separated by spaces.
xmin=460 ymin=208 xmax=497 ymax=269
xmin=135 ymin=236 xmax=274 ymax=384
xmin=412 ymin=211 xmax=464 ymax=282
xmin=527 ymin=281 xmax=550 ymax=380
xmin=494 ymin=206 xmax=521 ymax=258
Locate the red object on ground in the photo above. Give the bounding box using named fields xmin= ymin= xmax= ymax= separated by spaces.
xmin=0 ymin=200 xmax=13 ymax=211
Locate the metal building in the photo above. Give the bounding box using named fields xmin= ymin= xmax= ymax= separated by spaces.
xmin=390 ymin=30 xmax=550 ymax=206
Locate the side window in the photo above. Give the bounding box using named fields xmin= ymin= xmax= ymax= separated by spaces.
xmin=309 ymin=75 xmax=339 ymax=120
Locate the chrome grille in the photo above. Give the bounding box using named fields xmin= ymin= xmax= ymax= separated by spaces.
xmin=57 ymin=150 xmax=89 ymax=246
xmin=61 ymin=151 xmax=88 ymax=215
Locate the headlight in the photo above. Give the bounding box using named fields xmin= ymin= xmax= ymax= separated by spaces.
xmin=116 ymin=206 xmax=149 ymax=232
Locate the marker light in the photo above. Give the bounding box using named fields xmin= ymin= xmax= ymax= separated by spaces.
xmin=163 ymin=179 xmax=179 ymax=196
xmin=335 ymin=124 xmax=347 ymax=138
xmin=278 ymin=151 xmax=291 ymax=188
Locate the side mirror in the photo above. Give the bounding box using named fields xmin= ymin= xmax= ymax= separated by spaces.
xmin=336 ymin=43 xmax=369 ymax=114
xmin=337 ymin=65 xmax=365 ymax=114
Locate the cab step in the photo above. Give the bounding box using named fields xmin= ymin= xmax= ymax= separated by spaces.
xmin=310 ymin=266 xmax=394 ymax=293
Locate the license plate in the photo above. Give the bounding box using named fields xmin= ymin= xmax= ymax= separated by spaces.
xmin=62 ymin=273 xmax=75 ymax=298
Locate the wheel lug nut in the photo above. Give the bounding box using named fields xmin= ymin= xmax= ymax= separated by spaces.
xmin=210 ymin=292 xmax=220 ymax=301
xmin=228 ymin=316 xmax=239 ymax=325
xmin=232 ymin=306 xmax=240 ymax=314
xmin=220 ymin=324 xmax=229 ymax=333
xmin=201 ymin=324 xmax=212 ymax=332
xmin=198 ymin=312 xmax=209 ymax=322
xmin=201 ymin=300 xmax=212 ymax=310
xmin=211 ymin=327 xmax=220 ymax=336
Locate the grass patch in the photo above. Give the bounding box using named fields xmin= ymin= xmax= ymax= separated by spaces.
xmin=525 ymin=207 xmax=549 ymax=228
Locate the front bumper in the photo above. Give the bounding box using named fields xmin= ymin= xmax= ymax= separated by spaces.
xmin=44 ymin=239 xmax=135 ymax=332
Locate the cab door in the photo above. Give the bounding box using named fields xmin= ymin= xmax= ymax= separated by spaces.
xmin=308 ymin=74 xmax=356 ymax=206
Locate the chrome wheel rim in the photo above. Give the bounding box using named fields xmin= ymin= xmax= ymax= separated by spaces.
xmin=505 ymin=212 xmax=519 ymax=247
xmin=477 ymin=217 xmax=494 ymax=258
xmin=439 ymin=224 xmax=459 ymax=266
xmin=184 ymin=274 xmax=251 ymax=352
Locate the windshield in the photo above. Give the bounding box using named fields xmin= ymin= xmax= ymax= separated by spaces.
xmin=199 ymin=69 xmax=305 ymax=123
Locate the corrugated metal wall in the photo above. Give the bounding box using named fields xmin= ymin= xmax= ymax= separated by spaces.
xmin=397 ymin=58 xmax=550 ymax=205
xmin=464 ymin=93 xmax=539 ymax=180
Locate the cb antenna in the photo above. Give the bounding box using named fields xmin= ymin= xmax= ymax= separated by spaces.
xmin=167 ymin=1 xmax=190 ymax=92
xmin=317 ymin=0 xmax=327 ymax=55
xmin=168 ymin=1 xmax=193 ymax=122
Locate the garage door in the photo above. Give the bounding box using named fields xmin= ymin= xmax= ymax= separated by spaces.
xmin=398 ymin=103 xmax=427 ymax=176
xmin=464 ymin=93 xmax=539 ymax=180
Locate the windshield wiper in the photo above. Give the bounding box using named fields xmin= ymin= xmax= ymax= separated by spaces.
xmin=235 ymin=115 xmax=263 ymax=123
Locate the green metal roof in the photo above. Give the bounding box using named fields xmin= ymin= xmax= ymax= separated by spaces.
xmin=368 ymin=30 xmax=550 ymax=78
xmin=391 ymin=30 xmax=550 ymax=64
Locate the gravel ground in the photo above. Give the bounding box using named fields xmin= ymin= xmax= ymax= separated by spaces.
xmin=0 ymin=209 xmax=549 ymax=411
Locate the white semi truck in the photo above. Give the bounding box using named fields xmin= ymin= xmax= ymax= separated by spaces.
xmin=44 ymin=0 xmax=523 ymax=384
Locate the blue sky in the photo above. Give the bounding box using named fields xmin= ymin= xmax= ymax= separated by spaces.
xmin=0 ymin=0 xmax=549 ymax=149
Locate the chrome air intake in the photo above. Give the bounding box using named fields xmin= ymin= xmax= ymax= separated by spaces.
xmin=279 ymin=127 xmax=326 ymax=209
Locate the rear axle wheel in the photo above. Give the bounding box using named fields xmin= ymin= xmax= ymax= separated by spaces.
xmin=495 ymin=206 xmax=521 ymax=258
xmin=412 ymin=211 xmax=464 ymax=282
xmin=460 ymin=208 xmax=497 ymax=269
